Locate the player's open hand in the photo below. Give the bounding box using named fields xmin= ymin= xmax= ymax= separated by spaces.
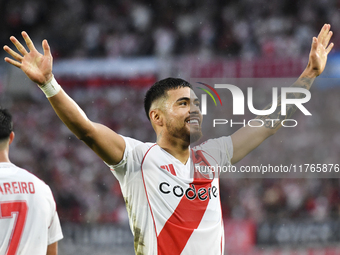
xmin=307 ymin=24 xmax=334 ymax=77
xmin=3 ymin=32 xmax=53 ymax=86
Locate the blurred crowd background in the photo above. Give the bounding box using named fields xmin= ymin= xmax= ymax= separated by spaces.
xmin=1 ymin=0 xmax=340 ymax=59
xmin=1 ymin=0 xmax=340 ymax=254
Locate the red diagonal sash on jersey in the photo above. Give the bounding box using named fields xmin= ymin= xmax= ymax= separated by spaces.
xmin=157 ymin=150 xmax=214 ymax=255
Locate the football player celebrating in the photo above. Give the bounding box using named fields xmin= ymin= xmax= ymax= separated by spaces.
xmin=3 ymin=24 xmax=333 ymax=254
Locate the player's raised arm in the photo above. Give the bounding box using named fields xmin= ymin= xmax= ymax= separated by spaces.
xmin=230 ymin=23 xmax=334 ymax=164
xmin=3 ymin=32 xmax=125 ymax=165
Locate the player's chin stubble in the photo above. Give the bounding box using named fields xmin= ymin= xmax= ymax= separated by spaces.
xmin=165 ymin=118 xmax=202 ymax=144
xmin=190 ymin=128 xmax=202 ymax=144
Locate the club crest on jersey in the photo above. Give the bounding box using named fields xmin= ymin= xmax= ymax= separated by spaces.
xmin=192 ymin=150 xmax=216 ymax=180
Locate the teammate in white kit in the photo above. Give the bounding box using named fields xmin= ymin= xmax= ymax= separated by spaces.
xmin=3 ymin=24 xmax=333 ymax=254
xmin=0 ymin=108 xmax=63 ymax=255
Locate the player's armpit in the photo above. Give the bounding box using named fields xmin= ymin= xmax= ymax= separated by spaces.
xmin=46 ymin=242 xmax=58 ymax=255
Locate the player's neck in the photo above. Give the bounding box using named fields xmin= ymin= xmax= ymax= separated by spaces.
xmin=0 ymin=151 xmax=10 ymax=163
xmin=0 ymin=136 xmax=12 ymax=163
xmin=161 ymin=145 xmax=190 ymax=164
xmin=157 ymin=135 xmax=190 ymax=164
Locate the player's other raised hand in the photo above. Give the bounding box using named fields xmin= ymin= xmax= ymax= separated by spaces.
xmin=307 ymin=23 xmax=334 ymax=77
xmin=3 ymin=31 xmax=53 ymax=85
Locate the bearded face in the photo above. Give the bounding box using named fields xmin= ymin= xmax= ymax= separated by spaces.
xmin=162 ymin=88 xmax=203 ymax=144
xmin=165 ymin=114 xmax=202 ymax=144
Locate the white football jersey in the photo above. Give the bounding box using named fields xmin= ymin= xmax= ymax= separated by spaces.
xmin=106 ymin=136 xmax=233 ymax=255
xmin=0 ymin=162 xmax=63 ymax=255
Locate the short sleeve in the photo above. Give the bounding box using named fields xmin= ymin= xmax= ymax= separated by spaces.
xmin=195 ymin=136 xmax=234 ymax=167
xmin=104 ymin=136 xmax=146 ymax=183
xmin=48 ymin=211 xmax=63 ymax=244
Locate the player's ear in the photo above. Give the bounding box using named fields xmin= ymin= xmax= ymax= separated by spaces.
xmin=9 ymin=131 xmax=15 ymax=145
xmin=150 ymin=109 xmax=164 ymax=127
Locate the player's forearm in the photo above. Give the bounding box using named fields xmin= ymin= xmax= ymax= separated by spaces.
xmin=46 ymin=242 xmax=58 ymax=255
xmin=255 ymin=71 xmax=315 ymax=132
xmin=230 ymin=76 xmax=314 ymax=163
xmin=47 ymin=89 xmax=94 ymax=140
xmin=47 ymin=87 xmax=126 ymax=165
xmin=299 ymin=63 xmax=319 ymax=82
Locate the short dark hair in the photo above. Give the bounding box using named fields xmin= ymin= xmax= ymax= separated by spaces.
xmin=144 ymin=77 xmax=192 ymax=120
xmin=0 ymin=108 xmax=13 ymax=140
